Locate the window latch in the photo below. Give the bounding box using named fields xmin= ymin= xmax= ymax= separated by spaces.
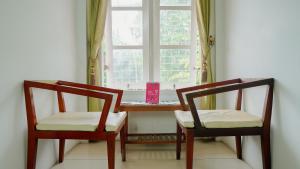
xmin=104 ymin=65 xmax=109 ymax=70
xmin=193 ymin=67 xmax=201 ymax=70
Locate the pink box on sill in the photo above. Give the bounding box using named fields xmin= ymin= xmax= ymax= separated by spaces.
xmin=146 ymin=82 xmax=160 ymax=104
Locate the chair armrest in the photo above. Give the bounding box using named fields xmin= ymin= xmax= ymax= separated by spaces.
xmin=24 ymin=80 xmax=114 ymax=99
xmin=186 ymin=78 xmax=273 ymax=99
xmin=57 ymin=81 xmax=123 ymax=112
xmin=176 ymin=78 xmax=241 ymax=110
xmin=185 ymin=78 xmax=274 ymax=129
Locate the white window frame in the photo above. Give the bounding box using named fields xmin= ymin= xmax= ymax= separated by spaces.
xmin=105 ymin=0 xmax=197 ymax=90
xmin=105 ymin=0 xmax=149 ymax=89
xmin=152 ymin=0 xmax=197 ymax=89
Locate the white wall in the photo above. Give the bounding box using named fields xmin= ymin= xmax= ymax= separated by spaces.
xmin=0 ymin=0 xmax=86 ymax=169
xmin=216 ymin=0 xmax=300 ymax=169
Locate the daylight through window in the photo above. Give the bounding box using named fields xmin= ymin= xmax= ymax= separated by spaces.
xmin=103 ymin=0 xmax=199 ymax=89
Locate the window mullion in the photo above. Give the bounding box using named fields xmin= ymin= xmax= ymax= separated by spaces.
xmin=143 ymin=0 xmax=150 ymax=83
xmin=152 ymin=0 xmax=160 ymax=82
xmin=111 ymin=7 xmax=143 ymax=10
xmin=159 ymin=6 xmax=191 ymax=10
xmin=190 ymin=0 xmax=197 ymax=84
xmin=106 ymin=0 xmax=114 ymax=86
xmin=113 ymin=45 xmax=144 ymax=49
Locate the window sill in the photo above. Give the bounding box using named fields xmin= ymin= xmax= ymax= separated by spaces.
xmin=124 ymin=88 xmax=176 ymax=92
xmin=123 ymin=89 xmax=178 ymax=102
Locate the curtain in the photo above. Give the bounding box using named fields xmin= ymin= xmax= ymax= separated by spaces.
xmin=196 ymin=0 xmax=216 ymax=110
xmin=86 ymin=0 xmax=108 ymax=111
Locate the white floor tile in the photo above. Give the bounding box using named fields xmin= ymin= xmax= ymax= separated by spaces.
xmin=190 ymin=159 xmax=252 ymax=169
xmin=52 ymin=140 xmax=252 ymax=169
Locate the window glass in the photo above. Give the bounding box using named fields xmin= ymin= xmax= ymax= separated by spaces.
xmin=160 ymin=49 xmax=191 ymax=83
xmin=160 ymin=10 xmax=191 ymax=45
xmin=160 ymin=0 xmax=191 ymax=6
xmin=112 ymin=49 xmax=143 ymax=83
xmin=112 ymin=11 xmax=143 ymax=45
xmin=112 ymin=0 xmax=142 ymax=7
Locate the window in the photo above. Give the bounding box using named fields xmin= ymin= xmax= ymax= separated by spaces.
xmin=103 ymin=0 xmax=199 ymax=89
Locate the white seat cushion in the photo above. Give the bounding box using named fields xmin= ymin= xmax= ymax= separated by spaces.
xmin=36 ymin=111 xmax=127 ymax=132
xmin=175 ymin=109 xmax=262 ymax=128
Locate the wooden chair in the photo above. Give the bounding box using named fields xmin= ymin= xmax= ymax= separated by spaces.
xmin=24 ymin=80 xmax=127 ymax=169
xmin=175 ymin=78 xmax=274 ymax=169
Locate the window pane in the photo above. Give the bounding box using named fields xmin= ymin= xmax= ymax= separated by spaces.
xmin=160 ymin=49 xmax=190 ymax=83
xmin=160 ymin=0 xmax=191 ymax=6
xmin=112 ymin=49 xmax=143 ymax=83
xmin=160 ymin=10 xmax=191 ymax=45
xmin=111 ymin=0 xmax=142 ymax=7
xmin=112 ymin=11 xmax=142 ymax=45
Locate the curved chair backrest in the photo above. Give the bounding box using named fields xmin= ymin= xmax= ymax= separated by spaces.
xmin=176 ymin=78 xmax=274 ymax=129
xmin=24 ymin=80 xmax=123 ymax=133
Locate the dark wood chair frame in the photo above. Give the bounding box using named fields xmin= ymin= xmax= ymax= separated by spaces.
xmin=175 ymin=78 xmax=274 ymax=169
xmin=24 ymin=80 xmax=126 ymax=169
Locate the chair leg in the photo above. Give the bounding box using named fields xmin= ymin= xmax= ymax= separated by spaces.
xmin=261 ymin=133 xmax=271 ymax=169
xmin=186 ymin=129 xmax=194 ymax=169
xmin=59 ymin=139 xmax=65 ymax=163
xmin=120 ymin=126 xmax=126 ymax=161
xmin=107 ymin=133 xmax=116 ymax=169
xmin=27 ymin=137 xmax=38 ymax=169
xmin=125 ymin=115 xmax=128 ymax=142
xmin=235 ymin=136 xmax=242 ymax=159
xmin=176 ymin=122 xmax=182 ymax=160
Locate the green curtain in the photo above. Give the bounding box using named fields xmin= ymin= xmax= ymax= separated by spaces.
xmin=86 ymin=0 xmax=108 ymax=111
xmin=196 ymin=0 xmax=216 ymax=110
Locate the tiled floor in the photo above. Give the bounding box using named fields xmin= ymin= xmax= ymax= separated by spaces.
xmin=52 ymin=140 xmax=252 ymax=169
